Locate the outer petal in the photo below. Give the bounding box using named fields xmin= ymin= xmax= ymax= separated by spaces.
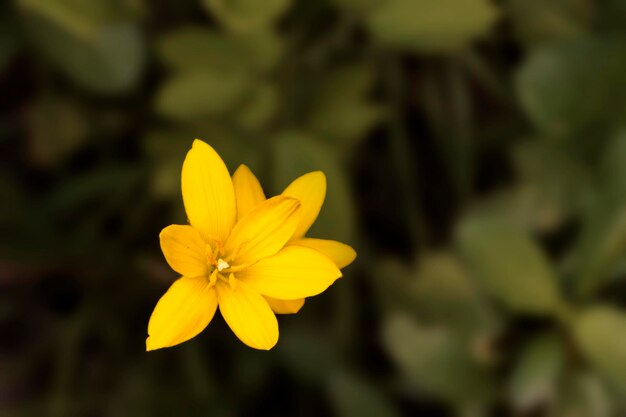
xmin=217 ymin=280 xmax=278 ymax=350
xmin=160 ymin=225 xmax=208 ymax=277
xmin=291 ymin=238 xmax=356 ymax=269
xmin=224 ymin=196 xmax=300 ymax=267
xmin=265 ymin=297 xmax=305 ymax=314
xmin=146 ymin=277 xmax=217 ymax=351
xmin=238 ymin=246 xmax=342 ymax=300
xmin=282 ymin=171 xmax=326 ymax=239
xmin=232 ymin=164 xmax=266 ymax=222
xmin=182 ymin=139 xmax=236 ymax=244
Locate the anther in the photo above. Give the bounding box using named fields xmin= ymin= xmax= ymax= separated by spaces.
xmin=208 ymin=269 xmax=218 ymax=286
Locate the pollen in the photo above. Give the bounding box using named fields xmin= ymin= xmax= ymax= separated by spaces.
xmin=217 ymin=259 xmax=230 ymax=272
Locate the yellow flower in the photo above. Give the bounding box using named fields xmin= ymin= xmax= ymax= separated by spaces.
xmin=231 ymin=164 xmax=357 ymax=314
xmin=146 ymin=139 xmax=356 ymax=351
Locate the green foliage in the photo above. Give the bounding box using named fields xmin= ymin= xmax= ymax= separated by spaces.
xmin=306 ymin=63 xmax=384 ymax=145
xmin=411 ymin=253 xmax=500 ymax=336
xmin=20 ymin=0 xmax=144 ymax=93
xmin=329 ymin=372 xmax=401 ymax=417
xmin=574 ymin=306 xmax=626 ymax=391
xmin=156 ymin=27 xmax=249 ymax=72
xmin=506 ymin=0 xmax=591 ymax=45
xmin=155 ymin=71 xmax=250 ymax=120
xmin=508 ymin=332 xmax=564 ymax=411
xmin=516 ymin=36 xmax=626 ymax=138
xmin=573 ymin=132 xmax=626 ymax=297
xmin=383 ymin=314 xmax=495 ymax=407
xmin=202 ymin=0 xmax=291 ymax=33
xmin=554 ymin=372 xmax=612 ymax=417
xmin=456 ymin=217 xmax=563 ymax=315
xmin=510 ymin=140 xmax=590 ymax=231
xmin=365 ymin=0 xmax=498 ymax=52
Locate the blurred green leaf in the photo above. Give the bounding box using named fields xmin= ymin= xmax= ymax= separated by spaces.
xmin=372 ymin=259 xmax=423 ymax=315
xmin=157 ymin=25 xmax=282 ymax=79
xmin=272 ymin=131 xmax=355 ymax=242
xmin=232 ymin=28 xmax=284 ymax=73
xmin=508 ymin=332 xmax=564 ymax=411
xmin=554 ymin=372 xmax=612 ymax=417
xmin=202 ymin=0 xmax=291 ymax=33
xmin=506 ymin=0 xmax=591 ymax=45
xmin=156 ymin=27 xmax=248 ymax=72
xmin=511 ymin=140 xmax=590 ymax=231
xmin=456 ymin=217 xmax=563 ymax=315
xmin=19 ymin=0 xmax=142 ymax=29
xmin=573 ymin=132 xmax=626 ymax=298
xmin=331 ymin=0 xmax=382 ymax=13
xmin=235 ymin=82 xmax=278 ymax=130
xmin=574 ymin=305 xmax=626 ymax=391
xmin=462 ymin=187 xmax=559 ymax=233
xmin=412 ymin=252 xmax=500 ymax=337
xmin=365 ymin=0 xmax=498 ymax=52
xmin=25 ymin=96 xmax=89 ymax=168
xmin=21 ymin=0 xmax=144 ymax=94
xmin=383 ymin=314 xmax=495 ymax=406
xmin=516 ymin=36 xmax=626 ymax=138
xmin=307 ymin=63 xmax=384 ymax=145
xmin=155 ymin=71 xmax=250 ymax=121
xmin=329 ymin=372 xmax=401 ymax=417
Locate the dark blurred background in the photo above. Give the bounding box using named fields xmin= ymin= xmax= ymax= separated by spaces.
xmin=2 ymin=0 xmax=626 ymax=416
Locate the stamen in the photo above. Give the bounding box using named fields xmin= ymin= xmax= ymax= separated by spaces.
xmin=228 ymin=273 xmax=237 ymax=289
xmin=213 ymin=238 xmax=224 ymax=257
xmin=217 ymin=259 xmax=230 ymax=272
xmin=208 ymin=269 xmax=218 ymax=287
xmin=205 ymin=244 xmax=215 ymax=265
xmin=227 ymin=239 xmax=250 ymax=263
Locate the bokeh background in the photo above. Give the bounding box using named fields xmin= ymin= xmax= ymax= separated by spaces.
xmin=2 ymin=0 xmax=626 ymax=416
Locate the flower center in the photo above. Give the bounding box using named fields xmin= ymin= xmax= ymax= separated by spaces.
xmin=217 ymin=259 xmax=229 ymax=272
xmin=204 ymin=243 xmax=237 ymax=288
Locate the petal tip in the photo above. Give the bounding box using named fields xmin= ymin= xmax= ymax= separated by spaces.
xmin=192 ymin=138 xmax=208 ymax=148
xmin=344 ymin=246 xmax=357 ymax=267
xmin=146 ymin=337 xmax=159 ymax=352
xmin=302 ymin=171 xmax=327 ymax=187
xmin=261 ymin=337 xmax=279 ymax=351
xmin=234 ymin=164 xmax=252 ymax=174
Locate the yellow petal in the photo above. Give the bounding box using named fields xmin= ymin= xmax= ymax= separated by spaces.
xmin=146 ymin=277 xmax=217 ymax=351
xmin=232 ymin=164 xmax=266 ymax=222
xmin=182 ymin=139 xmax=236 ymax=244
xmin=224 ymin=196 xmax=300 ymax=266
xmin=291 ymin=238 xmax=356 ymax=269
xmin=160 ymin=225 xmax=209 ymax=277
xmin=282 ymin=171 xmax=326 ymax=239
xmin=238 ymin=246 xmax=342 ymax=300
xmin=217 ymin=279 xmax=278 ymax=350
xmin=265 ymin=297 xmax=305 ymax=314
